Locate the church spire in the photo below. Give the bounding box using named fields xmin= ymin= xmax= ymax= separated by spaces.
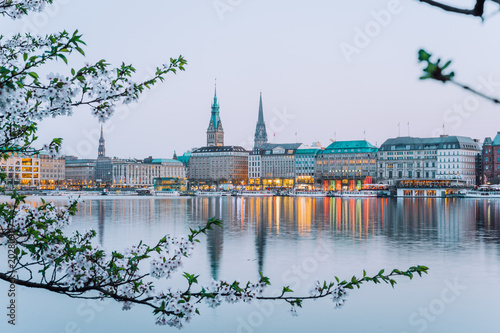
xmin=207 ymin=82 xmax=224 ymax=147
xmin=258 ymin=92 xmax=264 ymax=123
xmin=254 ymin=92 xmax=268 ymax=149
xmin=98 ymin=124 xmax=106 ymax=158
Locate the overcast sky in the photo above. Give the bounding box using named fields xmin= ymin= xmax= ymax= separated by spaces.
xmin=2 ymin=0 xmax=500 ymax=159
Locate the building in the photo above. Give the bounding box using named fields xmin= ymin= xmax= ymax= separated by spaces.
xmin=254 ymin=93 xmax=268 ymax=149
xmin=436 ymin=136 xmax=481 ymax=186
xmin=39 ymin=154 xmax=65 ymax=189
xmin=315 ymin=140 xmax=378 ymax=191
xmin=113 ymin=158 xmax=186 ymax=188
xmin=98 ymin=125 xmax=106 ymax=158
xmin=378 ymin=135 xmax=481 ymax=186
xmin=248 ymin=149 xmax=262 ymax=189
xmin=188 ymin=146 xmax=249 ymax=188
xmin=0 ymin=152 xmax=40 ymax=189
xmin=250 ymin=143 xmax=302 ymax=189
xmin=206 ymin=86 xmax=224 ymax=147
xmin=64 ymin=157 xmax=96 ymax=188
xmin=295 ymin=146 xmax=322 ymax=190
xmin=482 ymin=133 xmax=500 ymax=184
xmin=95 ymin=126 xmax=113 ymax=187
xmin=154 ymin=177 xmax=187 ymax=192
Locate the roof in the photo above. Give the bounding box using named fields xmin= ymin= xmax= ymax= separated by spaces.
xmin=296 ymin=148 xmax=322 ymax=155
xmin=258 ymin=143 xmax=302 ymax=150
xmin=492 ymin=132 xmax=500 ymax=146
xmin=151 ymin=158 xmax=182 ymax=164
xmin=484 ymin=137 xmax=493 ymax=146
xmin=321 ymin=140 xmax=378 ymax=154
xmin=379 ymin=136 xmax=480 ymax=151
xmin=193 ymin=146 xmax=248 ymax=153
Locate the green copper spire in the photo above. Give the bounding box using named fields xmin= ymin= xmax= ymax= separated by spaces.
xmin=211 ymin=83 xmax=220 ymax=129
xmin=207 ymin=82 xmax=224 ymax=146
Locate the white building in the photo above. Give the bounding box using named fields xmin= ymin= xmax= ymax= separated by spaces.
xmin=248 ymin=150 xmax=261 ymax=182
xmin=0 ymin=152 xmax=40 ymax=188
xmin=113 ymin=158 xmax=185 ymax=187
xmin=295 ymin=145 xmax=322 ymax=190
xmin=378 ymin=135 xmax=481 ymax=186
xmin=436 ymin=137 xmax=481 ymax=186
xmin=39 ymin=154 xmax=65 ymax=189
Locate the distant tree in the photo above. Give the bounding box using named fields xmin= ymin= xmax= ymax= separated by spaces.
xmin=0 ymin=1 xmax=428 ymax=328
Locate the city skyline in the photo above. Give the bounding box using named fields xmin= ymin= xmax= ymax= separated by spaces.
xmin=1 ymin=1 xmax=499 ymax=158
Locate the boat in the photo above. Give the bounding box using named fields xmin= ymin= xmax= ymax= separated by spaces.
xmin=136 ymin=188 xmax=153 ymax=196
xmin=238 ymin=190 xmax=274 ymax=197
xmin=195 ymin=191 xmax=224 ymax=196
xmin=155 ymin=190 xmax=180 ymax=197
xmin=461 ymin=186 xmax=500 ymax=198
xmin=331 ymin=190 xmax=378 ymax=197
xmin=293 ymin=190 xmax=327 ymax=197
xmin=180 ymin=190 xmax=197 ymax=197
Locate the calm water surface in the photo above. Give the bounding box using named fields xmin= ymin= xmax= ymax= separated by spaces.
xmin=2 ymin=196 xmax=500 ymax=333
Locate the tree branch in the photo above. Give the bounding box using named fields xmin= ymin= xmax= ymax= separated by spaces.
xmin=418 ymin=0 xmax=486 ymax=18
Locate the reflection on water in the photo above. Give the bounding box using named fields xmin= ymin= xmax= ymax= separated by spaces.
xmin=12 ymin=196 xmax=500 ymax=333
xmin=69 ymin=197 xmax=500 ymax=277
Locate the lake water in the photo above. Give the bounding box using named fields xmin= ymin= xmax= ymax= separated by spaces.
xmin=2 ymin=196 xmax=500 ymax=333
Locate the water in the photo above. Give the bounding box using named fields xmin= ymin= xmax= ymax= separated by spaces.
xmin=2 ymin=196 xmax=500 ymax=332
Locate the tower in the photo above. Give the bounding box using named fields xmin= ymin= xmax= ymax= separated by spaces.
xmin=98 ymin=124 xmax=105 ymax=158
xmin=206 ymin=85 xmax=224 ymax=146
xmin=254 ymin=92 xmax=268 ymax=149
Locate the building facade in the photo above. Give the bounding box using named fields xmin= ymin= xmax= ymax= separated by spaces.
xmin=113 ymin=158 xmax=186 ymax=187
xmin=482 ymin=133 xmax=500 ymax=184
xmin=378 ymin=136 xmax=481 ymax=186
xmin=64 ymin=157 xmax=96 ymax=188
xmin=436 ymin=136 xmax=481 ymax=186
xmin=206 ymin=87 xmax=224 ymax=147
xmin=96 ymin=126 xmax=113 ymax=187
xmin=188 ymin=146 xmax=249 ymax=188
xmin=248 ymin=150 xmax=262 ymax=188
xmin=0 ymin=152 xmax=40 ymax=189
xmin=39 ymin=154 xmax=65 ymax=189
xmin=249 ymin=143 xmax=302 ymax=189
xmin=295 ymin=146 xmax=322 ymax=190
xmin=315 ymin=140 xmax=378 ymax=191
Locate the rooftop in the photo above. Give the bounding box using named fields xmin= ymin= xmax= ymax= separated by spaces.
xmin=322 ymin=140 xmax=378 ymax=154
xmin=379 ymin=136 xmax=481 ymax=151
xmin=193 ymin=146 xmax=248 ymax=153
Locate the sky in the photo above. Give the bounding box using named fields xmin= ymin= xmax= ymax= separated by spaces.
xmin=2 ymin=0 xmax=500 ymax=159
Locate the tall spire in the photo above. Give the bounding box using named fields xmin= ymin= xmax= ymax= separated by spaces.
xmin=254 ymin=92 xmax=268 ymax=149
xmin=98 ymin=124 xmax=105 ymax=158
xmin=207 ymin=82 xmax=224 ymax=147
xmin=258 ymin=92 xmax=264 ymax=123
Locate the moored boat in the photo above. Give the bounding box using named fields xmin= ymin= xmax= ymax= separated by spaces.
xmin=294 ymin=190 xmax=327 ymax=197
xmin=195 ymin=191 xmax=224 ymax=196
xmin=238 ymin=190 xmax=274 ymax=197
xmin=155 ymin=190 xmax=180 ymax=197
xmin=331 ymin=190 xmax=378 ymax=197
xmin=461 ymin=186 xmax=500 ymax=198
